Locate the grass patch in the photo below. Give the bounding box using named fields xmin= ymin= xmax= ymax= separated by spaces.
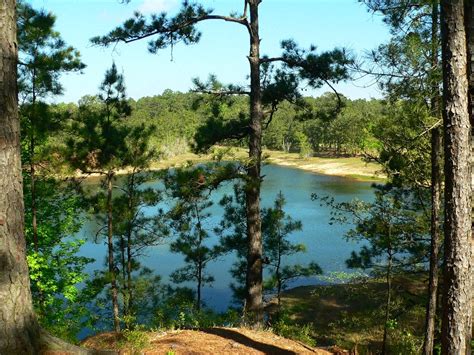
xmin=267 ymin=275 xmax=428 ymax=354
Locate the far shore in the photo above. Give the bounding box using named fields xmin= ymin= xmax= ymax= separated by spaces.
xmin=78 ymin=147 xmax=386 ymax=182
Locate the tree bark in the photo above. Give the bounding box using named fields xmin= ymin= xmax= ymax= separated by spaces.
xmin=245 ymin=0 xmax=264 ymax=326
xmin=423 ymin=3 xmax=443 ymax=354
xmin=440 ymin=1 xmax=473 ymax=353
xmin=0 ymin=1 xmax=41 ymax=352
xmin=423 ymin=127 xmax=443 ymax=355
xmin=464 ymin=0 xmax=474 ymax=350
xmin=107 ymin=171 xmax=120 ymax=332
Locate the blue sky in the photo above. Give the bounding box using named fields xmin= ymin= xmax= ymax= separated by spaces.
xmin=27 ymin=0 xmax=390 ymax=103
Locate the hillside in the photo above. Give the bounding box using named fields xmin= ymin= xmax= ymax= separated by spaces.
xmin=81 ymin=327 xmax=340 ymax=354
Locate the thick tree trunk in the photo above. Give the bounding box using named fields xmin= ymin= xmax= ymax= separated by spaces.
xmin=107 ymin=172 xmax=120 ymax=332
xmin=423 ymin=3 xmax=443 ymax=354
xmin=464 ymin=0 xmax=474 ymax=349
xmin=245 ymin=0 xmax=264 ymax=326
xmin=0 ymin=1 xmax=41 ymax=352
xmin=0 ymin=3 xmax=98 ymax=354
xmin=440 ymin=1 xmax=473 ymax=353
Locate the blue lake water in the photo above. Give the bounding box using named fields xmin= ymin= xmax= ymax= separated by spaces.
xmin=77 ymin=164 xmax=375 ymax=312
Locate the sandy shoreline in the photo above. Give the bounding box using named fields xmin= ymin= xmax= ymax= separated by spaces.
xmin=77 ymin=147 xmax=386 ymax=182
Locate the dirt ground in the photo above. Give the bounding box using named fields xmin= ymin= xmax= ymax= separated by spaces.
xmin=81 ymin=327 xmax=341 ymax=354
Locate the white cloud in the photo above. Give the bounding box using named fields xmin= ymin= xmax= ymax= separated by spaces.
xmin=138 ymin=0 xmax=179 ymax=14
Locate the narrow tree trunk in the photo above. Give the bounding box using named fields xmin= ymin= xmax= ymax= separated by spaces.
xmin=120 ymin=234 xmax=127 ymax=317
xmin=194 ymin=202 xmax=204 ymax=311
xmin=245 ymin=0 xmax=264 ymax=326
xmin=30 ymin=68 xmax=39 ymax=253
xmin=276 ymin=200 xmax=283 ymax=311
xmin=381 ymin=237 xmax=393 ymax=355
xmin=423 ymin=128 xmax=443 ymax=355
xmin=126 ymin=228 xmax=133 ymax=314
xmin=126 ymin=172 xmax=135 ymax=315
xmin=0 ymin=1 xmax=41 ymax=351
xmin=440 ymin=1 xmax=473 ymax=353
xmin=423 ymin=3 xmax=443 ymax=354
xmin=30 ymin=140 xmax=38 ymax=252
xmin=197 ymin=260 xmax=202 ymax=311
xmin=107 ymin=172 xmax=120 ymax=332
xmin=276 ymin=248 xmax=282 ymax=310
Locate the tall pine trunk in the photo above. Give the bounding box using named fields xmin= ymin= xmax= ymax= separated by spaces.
xmin=107 ymin=171 xmax=120 ymax=332
xmin=465 ymin=0 xmax=474 ymax=347
xmin=440 ymin=1 xmax=473 ymax=353
xmin=423 ymin=2 xmax=443 ymax=354
xmin=0 ymin=1 xmax=40 ymax=351
xmin=245 ymin=0 xmax=264 ymax=325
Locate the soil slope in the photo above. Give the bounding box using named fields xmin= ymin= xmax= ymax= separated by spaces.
xmin=81 ymin=327 xmax=337 ymax=354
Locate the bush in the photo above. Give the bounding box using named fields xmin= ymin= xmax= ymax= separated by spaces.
xmin=118 ymin=326 xmax=150 ymax=352
xmin=271 ymin=311 xmax=316 ymax=347
xmin=388 ymin=329 xmax=422 ymax=355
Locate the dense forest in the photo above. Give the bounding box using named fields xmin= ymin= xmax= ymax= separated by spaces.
xmin=0 ymin=0 xmax=472 ymax=354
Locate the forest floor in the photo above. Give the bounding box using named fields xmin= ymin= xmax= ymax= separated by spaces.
xmin=265 ymin=275 xmax=427 ymax=353
xmin=81 ymin=327 xmax=338 ymax=354
xmin=146 ymin=147 xmax=386 ymax=182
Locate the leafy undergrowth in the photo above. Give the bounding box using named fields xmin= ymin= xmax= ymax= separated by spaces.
xmin=81 ymin=327 xmax=336 ymax=354
xmin=266 ymin=275 xmax=428 ymax=354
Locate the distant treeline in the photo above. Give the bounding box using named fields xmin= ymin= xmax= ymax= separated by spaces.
xmin=53 ymin=91 xmax=386 ymax=159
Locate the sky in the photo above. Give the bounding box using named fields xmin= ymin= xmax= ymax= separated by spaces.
xmin=27 ymin=0 xmax=391 ymax=103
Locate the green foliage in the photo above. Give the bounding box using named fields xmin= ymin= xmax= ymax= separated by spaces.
xmin=17 ymin=0 xmax=85 ymax=102
xmin=263 ymin=192 xmax=322 ymax=303
xmin=316 ymin=185 xmax=429 ymax=276
xmin=272 ymin=310 xmax=316 ymax=347
xmin=23 ymin=177 xmax=94 ymax=341
xmin=261 ymin=94 xmax=384 ymax=155
xmin=152 ymin=286 xmax=240 ymax=330
xmin=66 ymin=63 xmax=132 ymax=173
xmin=217 ymin=187 xmax=322 ymax=305
xmin=164 ymin=163 xmax=237 ymax=309
xmin=214 ymin=183 xmax=249 ymax=304
xmin=372 ymin=101 xmax=433 ymax=187
xmin=118 ymin=326 xmax=150 ymax=352
xmin=294 ymin=131 xmax=312 ymax=158
xmin=389 ymin=329 xmax=423 ymax=355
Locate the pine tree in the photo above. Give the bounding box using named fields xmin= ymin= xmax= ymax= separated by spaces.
xmin=318 ymin=185 xmax=429 ymax=354
xmin=262 ymin=192 xmax=322 ymax=311
xmin=17 ymin=0 xmax=85 ymax=253
xmin=439 ymin=1 xmax=473 ymax=352
xmin=92 ymin=1 xmax=351 ymax=324
xmin=164 ymin=165 xmax=222 ymax=311
xmin=67 ymin=63 xmax=132 ymax=332
xmin=359 ymin=2 xmax=444 ymax=351
xmin=0 ymin=0 xmax=40 ymax=351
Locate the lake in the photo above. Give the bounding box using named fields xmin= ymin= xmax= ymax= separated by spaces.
xmin=77 ymin=164 xmax=375 ymax=312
